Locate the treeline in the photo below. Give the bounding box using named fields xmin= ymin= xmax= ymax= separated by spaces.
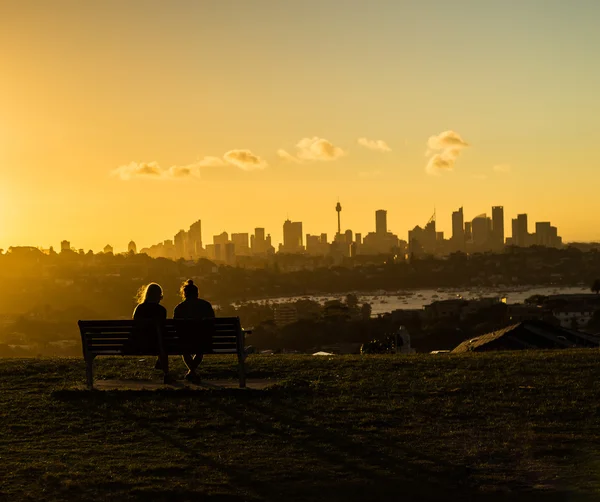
xmin=1 ymin=246 xmax=599 ymax=319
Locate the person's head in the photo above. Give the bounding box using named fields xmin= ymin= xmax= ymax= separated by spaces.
xmin=180 ymin=279 xmax=198 ymax=300
xmin=136 ymin=283 xmax=163 ymax=304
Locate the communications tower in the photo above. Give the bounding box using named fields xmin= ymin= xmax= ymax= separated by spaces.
xmin=335 ymin=201 xmax=342 ymax=235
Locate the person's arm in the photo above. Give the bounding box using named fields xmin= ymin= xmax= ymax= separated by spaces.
xmin=132 ymin=304 xmax=139 ymax=319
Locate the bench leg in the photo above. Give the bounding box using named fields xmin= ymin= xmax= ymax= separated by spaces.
xmin=162 ymin=356 xmax=170 ymax=385
xmin=237 ymin=352 xmax=246 ymax=388
xmin=85 ymin=356 xmax=95 ymax=390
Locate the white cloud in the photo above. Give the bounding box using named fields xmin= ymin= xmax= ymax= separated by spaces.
xmin=425 ymin=130 xmax=469 ymax=175
xmin=113 ymin=161 xmax=164 ymax=180
xmin=223 ymin=149 xmax=268 ymax=171
xmin=276 ymin=137 xmax=345 ymax=163
xmin=277 ymin=149 xmax=302 ymax=164
xmin=114 ymin=152 xmax=265 ymax=180
xmin=493 ymin=164 xmax=511 ymax=173
xmin=357 ymin=137 xmax=391 ymax=152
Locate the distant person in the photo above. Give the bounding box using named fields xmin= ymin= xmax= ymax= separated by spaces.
xmin=133 ymin=283 xmax=167 ymax=371
xmin=173 ymin=279 xmax=215 ymax=380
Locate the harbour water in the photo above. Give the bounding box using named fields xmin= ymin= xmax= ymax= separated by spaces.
xmin=240 ymin=285 xmax=591 ymax=316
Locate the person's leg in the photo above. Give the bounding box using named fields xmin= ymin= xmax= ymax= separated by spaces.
xmin=182 ymin=354 xmax=203 ymax=380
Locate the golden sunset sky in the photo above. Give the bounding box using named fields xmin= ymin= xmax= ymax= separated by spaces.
xmin=1 ymin=1 xmax=599 ymax=252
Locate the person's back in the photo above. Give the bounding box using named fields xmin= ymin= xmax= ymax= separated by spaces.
xmin=133 ymin=301 xmax=167 ymax=320
xmin=173 ymin=297 xmax=215 ymax=320
xmin=132 ymin=282 xmax=168 ymax=374
xmin=174 ymin=280 xmax=214 ymax=381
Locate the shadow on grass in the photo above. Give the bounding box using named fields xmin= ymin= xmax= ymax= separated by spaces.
xmin=51 ymin=385 xmax=594 ymax=502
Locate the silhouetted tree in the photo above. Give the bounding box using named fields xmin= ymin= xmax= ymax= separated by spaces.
xmin=361 ymin=303 xmax=372 ymax=320
xmin=592 ymin=279 xmax=600 ymax=294
xmin=345 ymin=293 xmax=359 ymax=310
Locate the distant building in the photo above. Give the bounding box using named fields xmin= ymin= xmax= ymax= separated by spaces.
xmin=274 ymin=304 xmax=298 ymax=327
xmin=231 ymin=233 xmax=250 ymax=256
xmin=174 ymin=230 xmax=187 ymax=258
xmin=553 ymin=305 xmax=595 ymax=329
xmin=128 ymin=241 xmax=137 ymax=254
xmin=60 ymin=240 xmax=71 ymax=253
xmin=375 ymin=210 xmax=387 ymax=234
xmin=471 ymin=214 xmax=492 ymax=251
xmin=491 ymin=206 xmax=504 ymax=249
xmin=188 ymin=220 xmax=203 ymax=258
xmin=103 ymin=244 xmax=114 ymax=254
xmin=306 ymin=234 xmax=328 ymax=256
xmin=451 ymin=207 xmax=464 ymax=251
xmin=280 ymin=220 xmax=304 ymax=253
xmin=423 ymin=299 xmax=467 ymax=321
xmin=251 ymin=227 xmax=274 ymax=255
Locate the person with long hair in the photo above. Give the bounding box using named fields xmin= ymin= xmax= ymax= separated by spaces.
xmin=174 ymin=279 xmax=215 ymax=381
xmin=133 ymin=283 xmax=168 ymax=372
xmin=133 ymin=283 xmax=167 ymax=320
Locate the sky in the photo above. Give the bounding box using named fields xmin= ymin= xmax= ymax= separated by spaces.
xmin=1 ymin=0 xmax=599 ymax=252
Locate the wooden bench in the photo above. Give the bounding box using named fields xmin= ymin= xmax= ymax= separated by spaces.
xmin=78 ymin=317 xmax=249 ymax=389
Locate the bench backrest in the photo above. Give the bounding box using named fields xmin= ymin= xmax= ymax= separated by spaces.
xmin=78 ymin=317 xmax=243 ymax=356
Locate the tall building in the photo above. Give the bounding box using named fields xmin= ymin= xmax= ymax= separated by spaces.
xmin=491 ymin=206 xmax=504 ymax=249
xmin=128 ymin=241 xmax=137 ymax=254
xmin=174 ymin=230 xmax=187 ymax=258
xmin=535 ymin=222 xmax=552 ymax=246
xmin=514 ymin=214 xmax=528 ymax=247
xmin=103 ymin=244 xmax=114 ymax=254
xmin=231 ymin=233 xmax=250 ymax=256
xmin=464 ymin=222 xmax=472 ymax=244
xmin=451 ymin=207 xmax=464 ymax=251
xmin=60 ymin=240 xmax=71 ymax=253
xmin=471 ymin=214 xmax=492 ymax=249
xmin=213 ymin=232 xmax=229 ymax=246
xmin=281 ymin=220 xmax=303 ymax=253
xmin=188 ymin=220 xmax=202 ymax=258
xmin=376 ymin=210 xmax=387 ymax=235
xmin=250 ymin=227 xmax=274 ymax=255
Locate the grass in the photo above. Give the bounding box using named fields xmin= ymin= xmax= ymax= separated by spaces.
xmin=1 ymin=351 xmax=600 ymax=501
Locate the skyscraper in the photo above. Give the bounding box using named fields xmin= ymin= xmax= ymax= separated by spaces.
xmin=174 ymin=230 xmax=187 ymax=258
xmin=375 ymin=210 xmax=387 ymax=235
xmin=451 ymin=207 xmax=464 ymax=250
xmin=471 ymin=214 xmax=492 ymax=249
xmin=515 ymin=214 xmax=528 ymax=247
xmin=188 ymin=220 xmax=202 ymax=258
xmin=282 ymin=220 xmax=303 ymax=253
xmin=491 ymin=206 xmax=504 ymax=249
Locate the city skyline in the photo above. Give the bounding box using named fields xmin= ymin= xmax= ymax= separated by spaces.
xmin=44 ymin=202 xmax=564 ymax=257
xmin=2 ymin=2 xmax=600 ymax=250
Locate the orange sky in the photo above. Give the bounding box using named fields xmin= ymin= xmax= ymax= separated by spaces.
xmin=1 ymin=1 xmax=599 ymax=252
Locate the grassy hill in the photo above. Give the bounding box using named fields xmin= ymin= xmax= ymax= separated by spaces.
xmin=1 ymin=351 xmax=600 ymax=501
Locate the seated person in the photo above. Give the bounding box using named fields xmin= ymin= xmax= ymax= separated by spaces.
xmin=133 ymin=283 xmax=168 ymax=372
xmin=173 ymin=279 xmax=215 ymax=380
xmin=133 ymin=283 xmax=167 ymax=320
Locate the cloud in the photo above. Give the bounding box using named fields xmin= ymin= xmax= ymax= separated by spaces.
xmin=493 ymin=164 xmax=511 ymax=173
xmin=223 ymin=149 xmax=268 ymax=171
xmin=357 ymin=137 xmax=391 ymax=152
xmin=277 ymin=149 xmax=302 ymax=164
xmin=296 ymin=137 xmax=345 ymax=161
xmin=114 ymin=152 xmax=265 ymax=180
xmin=425 ymin=130 xmax=469 ymax=175
xmin=113 ymin=161 xmax=164 ymax=180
